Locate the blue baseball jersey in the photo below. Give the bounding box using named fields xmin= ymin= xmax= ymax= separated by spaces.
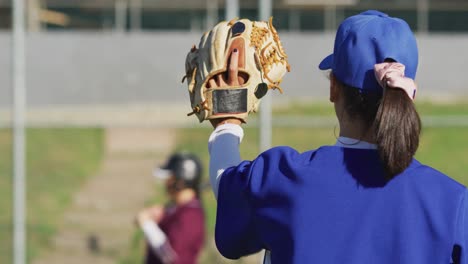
xmin=215 ymin=146 xmax=468 ymax=263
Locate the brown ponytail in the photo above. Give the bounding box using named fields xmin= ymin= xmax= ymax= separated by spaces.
xmin=336 ymin=74 xmax=421 ymax=179
xmin=373 ymin=88 xmax=421 ymax=179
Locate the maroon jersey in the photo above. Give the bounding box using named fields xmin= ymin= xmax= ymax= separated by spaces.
xmin=145 ymin=198 xmax=205 ymax=264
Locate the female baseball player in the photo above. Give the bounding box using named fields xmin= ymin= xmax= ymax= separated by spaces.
xmin=207 ymin=10 xmax=468 ymax=264
xmin=137 ymin=152 xmax=205 ymax=264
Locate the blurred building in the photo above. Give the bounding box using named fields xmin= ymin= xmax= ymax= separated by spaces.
xmin=0 ymin=0 xmax=467 ymax=32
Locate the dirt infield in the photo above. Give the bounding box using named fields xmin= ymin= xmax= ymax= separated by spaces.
xmin=32 ymin=128 xmax=175 ymax=264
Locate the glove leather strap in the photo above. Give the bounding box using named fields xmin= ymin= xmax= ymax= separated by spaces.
xmin=211 ymin=88 xmax=248 ymax=115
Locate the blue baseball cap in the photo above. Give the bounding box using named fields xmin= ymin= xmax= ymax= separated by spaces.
xmin=318 ymin=10 xmax=418 ymax=93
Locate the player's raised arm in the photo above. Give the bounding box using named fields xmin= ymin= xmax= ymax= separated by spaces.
xmin=181 ymin=18 xmax=290 ymax=198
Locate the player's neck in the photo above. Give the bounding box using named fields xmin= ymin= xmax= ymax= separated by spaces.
xmin=338 ymin=117 xmax=375 ymax=144
xmin=175 ymin=189 xmax=196 ymax=205
xmin=334 ymin=98 xmax=375 ymax=144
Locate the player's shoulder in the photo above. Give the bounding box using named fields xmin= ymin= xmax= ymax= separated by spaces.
xmin=261 ymin=145 xmax=300 ymax=156
xmin=260 ymin=146 xmax=318 ymax=162
xmin=259 ymin=145 xmax=341 ymax=163
xmin=180 ymin=199 xmax=204 ymax=213
xmin=177 ymin=200 xmax=205 ymax=222
xmin=405 ymin=160 xmax=466 ymax=192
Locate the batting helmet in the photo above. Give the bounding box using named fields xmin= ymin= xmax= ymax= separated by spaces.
xmin=154 ymin=152 xmax=203 ymax=191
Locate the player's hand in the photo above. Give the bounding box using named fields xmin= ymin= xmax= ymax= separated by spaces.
xmin=147 ymin=205 xmax=165 ymax=223
xmin=209 ymin=47 xmax=244 ymax=128
xmin=136 ymin=206 xmax=164 ymax=227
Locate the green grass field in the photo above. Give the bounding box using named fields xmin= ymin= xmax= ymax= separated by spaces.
xmin=0 ymin=128 xmax=104 ymax=264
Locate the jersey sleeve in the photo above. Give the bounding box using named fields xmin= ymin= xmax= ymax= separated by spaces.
xmin=454 ymin=189 xmax=468 ymax=264
xmin=208 ymin=123 xmax=244 ymax=198
xmin=214 ymin=158 xmax=263 ymax=259
xmin=141 ymin=220 xmax=176 ymax=264
xmin=214 ymin=146 xmax=301 ymax=259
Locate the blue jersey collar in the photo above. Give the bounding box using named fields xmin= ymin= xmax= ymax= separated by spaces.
xmin=334 ymin=136 xmax=377 ymax=149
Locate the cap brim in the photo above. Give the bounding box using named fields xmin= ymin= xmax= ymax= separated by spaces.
xmin=318 ymin=54 xmax=334 ymax=70
xmin=153 ymin=168 xmax=171 ymax=180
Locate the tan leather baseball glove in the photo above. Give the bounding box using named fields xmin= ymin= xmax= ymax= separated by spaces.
xmin=183 ymin=17 xmax=291 ymax=123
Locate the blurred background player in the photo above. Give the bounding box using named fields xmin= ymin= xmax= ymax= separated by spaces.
xmin=136 ymin=152 xmax=205 ymax=264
